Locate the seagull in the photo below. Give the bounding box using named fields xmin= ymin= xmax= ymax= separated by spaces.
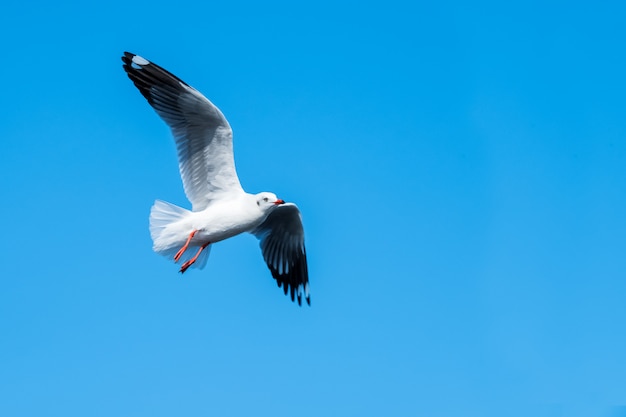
xmin=121 ymin=52 xmax=310 ymax=305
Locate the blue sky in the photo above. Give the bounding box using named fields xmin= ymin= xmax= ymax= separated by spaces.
xmin=1 ymin=1 xmax=626 ymax=416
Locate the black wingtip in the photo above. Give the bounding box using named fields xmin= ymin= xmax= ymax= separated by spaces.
xmin=121 ymin=51 xmax=139 ymax=67
xmin=121 ymin=51 xmax=193 ymax=108
xmin=296 ymin=293 xmax=311 ymax=307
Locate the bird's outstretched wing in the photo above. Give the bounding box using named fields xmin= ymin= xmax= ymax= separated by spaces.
xmin=122 ymin=52 xmax=243 ymax=211
xmin=252 ymin=204 xmax=310 ymax=306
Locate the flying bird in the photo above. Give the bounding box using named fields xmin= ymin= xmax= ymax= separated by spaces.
xmin=121 ymin=52 xmax=309 ymax=305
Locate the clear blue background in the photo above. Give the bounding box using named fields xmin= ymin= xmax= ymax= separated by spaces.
xmin=1 ymin=1 xmax=625 ymax=416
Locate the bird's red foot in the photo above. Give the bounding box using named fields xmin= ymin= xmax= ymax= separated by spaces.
xmin=179 ymin=242 xmax=210 ymax=274
xmin=174 ymin=230 xmax=197 ymax=262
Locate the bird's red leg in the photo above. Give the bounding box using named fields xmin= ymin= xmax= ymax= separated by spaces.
xmin=179 ymin=242 xmax=210 ymax=274
xmin=174 ymin=230 xmax=197 ymax=263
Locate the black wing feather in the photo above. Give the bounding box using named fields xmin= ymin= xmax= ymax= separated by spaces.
xmin=253 ymin=204 xmax=310 ymax=306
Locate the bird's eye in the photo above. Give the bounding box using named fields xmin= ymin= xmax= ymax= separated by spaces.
xmin=263 ymin=197 xmax=268 ymax=202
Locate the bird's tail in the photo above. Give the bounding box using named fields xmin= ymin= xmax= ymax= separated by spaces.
xmin=149 ymin=200 xmax=211 ymax=270
xmin=149 ymin=199 xmax=190 ymax=243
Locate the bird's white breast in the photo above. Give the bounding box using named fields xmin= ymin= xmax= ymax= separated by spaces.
xmin=189 ymin=194 xmax=266 ymax=243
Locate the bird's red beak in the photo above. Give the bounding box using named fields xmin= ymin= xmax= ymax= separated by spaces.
xmin=274 ymin=199 xmax=285 ymax=205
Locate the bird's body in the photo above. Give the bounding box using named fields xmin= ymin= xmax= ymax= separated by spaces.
xmin=122 ymin=52 xmax=310 ymax=305
xmin=151 ymin=193 xmax=268 ymax=254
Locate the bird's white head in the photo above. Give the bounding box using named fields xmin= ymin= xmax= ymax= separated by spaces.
xmin=255 ymin=192 xmax=285 ymax=211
